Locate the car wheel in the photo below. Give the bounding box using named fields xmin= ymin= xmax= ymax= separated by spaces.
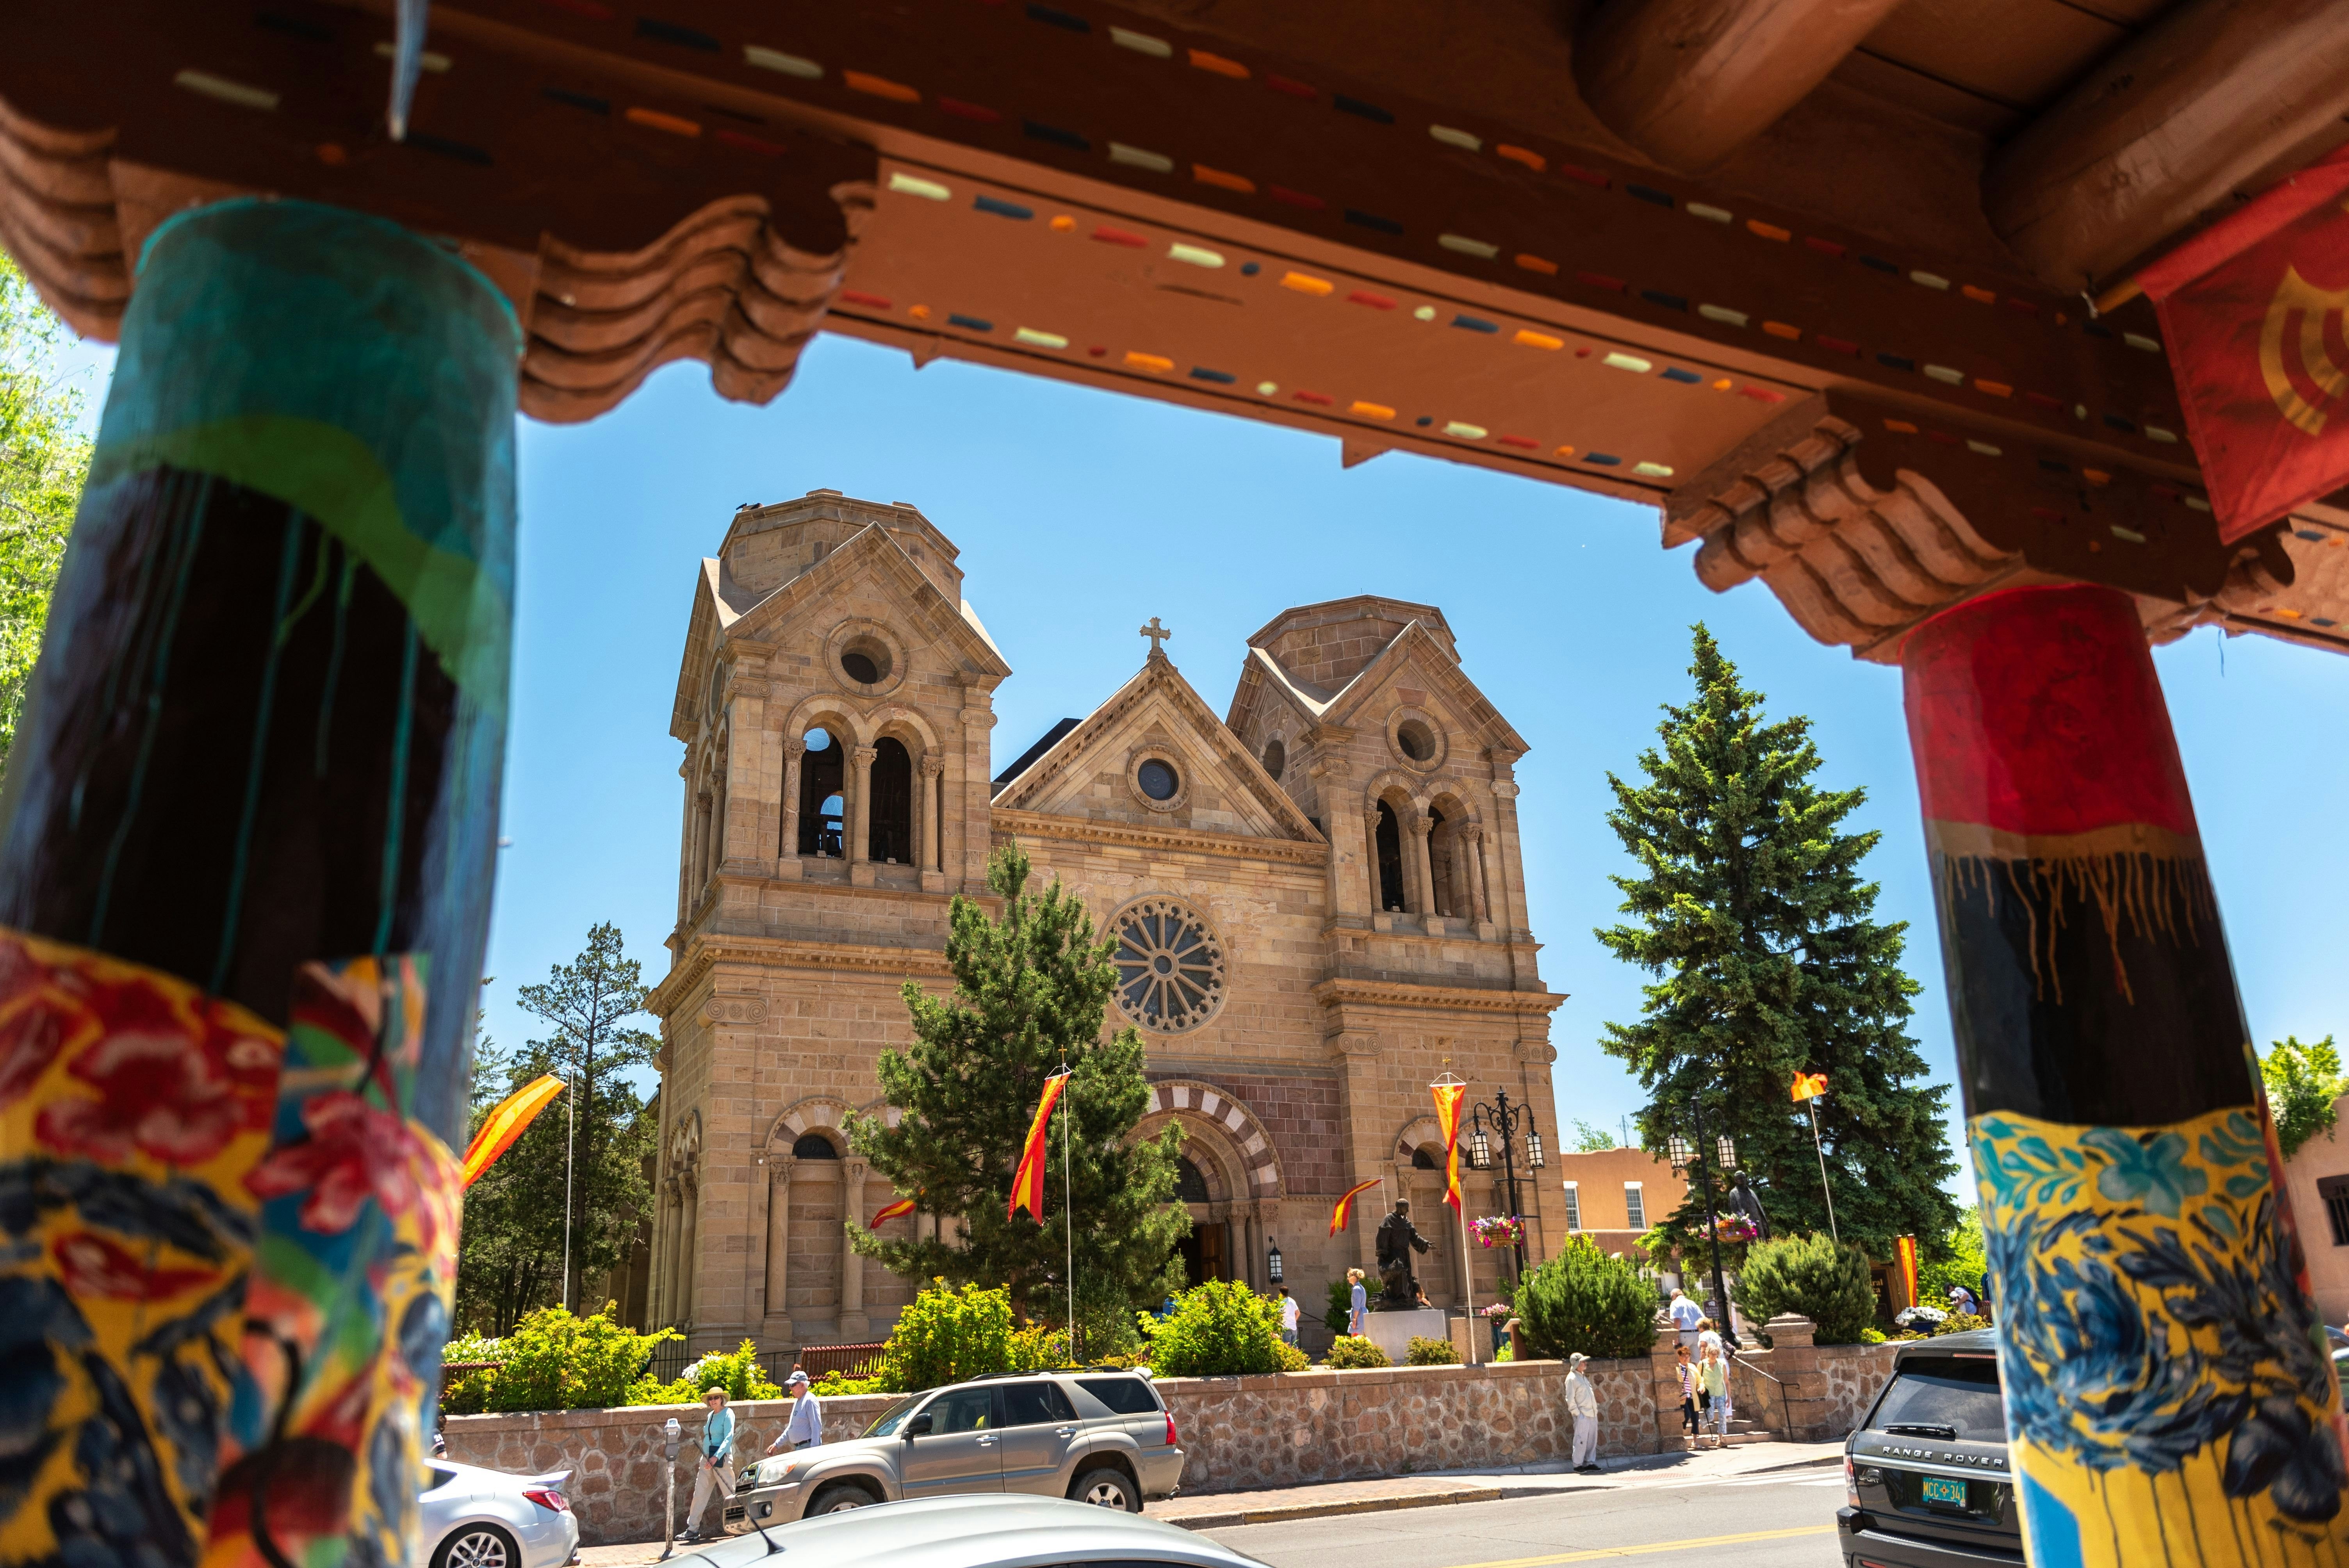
xmin=806 ymin=1482 xmax=879 ymax=1515
xmin=432 ymin=1525 xmax=517 ymax=1568
xmin=1070 ymin=1467 xmax=1140 ymax=1512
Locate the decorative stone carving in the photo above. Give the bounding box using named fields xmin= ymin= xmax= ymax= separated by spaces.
xmin=702 ymin=991 xmax=769 ymax=1026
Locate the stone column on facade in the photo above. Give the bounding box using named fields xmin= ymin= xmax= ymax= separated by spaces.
xmin=1239 ymin=1203 xmax=1261 ymax=1290
xmin=958 ymin=689 xmax=997 ymax=890
xmin=1362 ymin=810 xmax=1387 ymax=915
xmin=840 ymin=1159 xmax=871 ymax=1339
xmin=651 ymin=1180 xmax=675 ymax=1325
xmin=848 ymin=745 xmax=877 ymax=881
xmin=678 ymin=1172 xmax=702 ymax=1332
xmin=1254 ymin=1199 xmax=1283 ymax=1297
xmin=1404 ymin=810 xmax=1436 ymax=921
xmin=675 ymin=760 xmax=696 ymax=923
xmin=709 ymin=764 xmax=728 ymax=874
xmin=779 ymin=734 xmax=804 ymax=874
xmin=919 ymin=755 xmax=945 ymax=876
xmin=764 ymin=1156 xmax=796 ymax=1339
xmin=1463 ymin=825 xmax=1491 ymax=923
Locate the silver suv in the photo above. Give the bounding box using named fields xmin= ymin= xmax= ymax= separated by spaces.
xmin=724 ymin=1371 xmax=1183 ymax=1530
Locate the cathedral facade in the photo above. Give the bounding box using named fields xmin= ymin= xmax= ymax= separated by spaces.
xmin=642 ymin=490 xmax=1566 ymax=1353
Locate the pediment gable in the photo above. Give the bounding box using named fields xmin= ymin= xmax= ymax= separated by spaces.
xmin=1319 ymin=620 xmax=1528 ymax=755
xmin=994 ymin=655 xmax=1322 ymax=845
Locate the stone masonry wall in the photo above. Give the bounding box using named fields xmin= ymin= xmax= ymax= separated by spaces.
xmin=444 ymin=1361 xmax=1654 ymax=1545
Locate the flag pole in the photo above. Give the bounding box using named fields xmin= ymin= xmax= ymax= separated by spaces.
xmin=1432 ymin=1069 xmax=1475 ymax=1365
xmin=1808 ymin=1096 xmax=1839 ymax=1245
xmin=1061 ymin=1060 xmax=1075 ymax=1362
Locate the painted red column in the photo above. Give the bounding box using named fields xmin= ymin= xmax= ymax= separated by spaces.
xmin=1903 ymin=583 xmax=2347 ymax=1561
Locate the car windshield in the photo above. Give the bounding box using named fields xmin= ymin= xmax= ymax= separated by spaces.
xmin=862 ymin=1395 xmax=921 ymax=1438
xmin=1869 ymin=1356 xmax=2009 ymax=1443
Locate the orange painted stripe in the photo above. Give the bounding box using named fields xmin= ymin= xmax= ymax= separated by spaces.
xmin=843 ymin=70 xmax=919 ymax=103
xmin=1496 ymin=144 xmax=1545 ymax=173
xmin=625 ymin=107 xmax=701 ymax=136
xmin=1192 ymin=164 xmax=1256 ymax=193
xmin=1187 ymin=48 xmax=1249 ymax=78
xmin=1514 ymin=253 xmax=1559 ymax=276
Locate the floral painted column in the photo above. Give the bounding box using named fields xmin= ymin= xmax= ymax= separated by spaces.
xmin=1903 ymin=583 xmax=2347 ymax=1562
xmin=0 ymin=199 xmax=517 ymax=1566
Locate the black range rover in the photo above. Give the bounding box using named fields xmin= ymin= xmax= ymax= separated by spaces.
xmin=1840 ymin=1329 xmax=2021 ymax=1567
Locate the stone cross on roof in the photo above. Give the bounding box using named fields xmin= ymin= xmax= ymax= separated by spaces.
xmin=1139 ymin=617 xmax=1173 ymax=659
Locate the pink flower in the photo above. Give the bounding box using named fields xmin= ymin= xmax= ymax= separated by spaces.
xmin=38 ymin=1027 xmax=248 ymax=1166
xmin=55 ymin=1230 xmax=217 ymax=1301
xmin=245 ymin=1090 xmax=424 ymax=1235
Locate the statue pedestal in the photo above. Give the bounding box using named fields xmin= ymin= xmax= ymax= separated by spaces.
xmin=1358 ymin=1308 xmax=1452 ymax=1365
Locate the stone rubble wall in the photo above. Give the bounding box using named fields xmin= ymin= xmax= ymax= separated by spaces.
xmin=442 ymin=1360 xmax=1653 ymax=1545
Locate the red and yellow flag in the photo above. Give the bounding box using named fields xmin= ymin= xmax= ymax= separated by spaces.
xmin=1431 ymin=1081 xmax=1467 ymax=1213
xmin=459 ymin=1074 xmax=565 ymax=1189
xmin=870 ymin=1196 xmax=918 ymax=1228
xmin=1895 ymin=1234 xmax=1920 ymax=1310
xmin=1792 ymin=1071 xmax=1829 ymax=1103
xmin=2138 ymin=143 xmax=2349 ymax=541
xmin=1008 ymin=1070 xmax=1071 ymax=1221
xmin=1329 ymin=1177 xmax=1382 ymax=1236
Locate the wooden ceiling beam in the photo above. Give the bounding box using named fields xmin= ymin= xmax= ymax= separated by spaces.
xmin=1572 ymin=0 xmax=1907 ymax=173
xmin=1984 ymin=0 xmax=2349 ymax=292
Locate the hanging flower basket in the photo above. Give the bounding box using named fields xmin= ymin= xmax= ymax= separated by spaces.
xmin=1471 ymin=1215 xmax=1526 ymax=1249
xmin=1713 ymin=1214 xmax=1759 ymax=1244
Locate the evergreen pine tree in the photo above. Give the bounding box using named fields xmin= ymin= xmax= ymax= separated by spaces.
xmin=1596 ymin=626 xmax=1959 ymax=1262
xmin=846 ymin=842 xmax=1187 ymax=1335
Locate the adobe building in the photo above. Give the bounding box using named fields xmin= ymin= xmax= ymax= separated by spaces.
xmin=1551 ymin=1146 xmax=1690 ymax=1260
xmin=642 ymin=490 xmax=1567 ymax=1354
xmin=2280 ymin=1094 xmax=2349 ymax=1331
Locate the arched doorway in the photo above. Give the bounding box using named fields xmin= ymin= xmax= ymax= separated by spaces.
xmin=1172 ymin=1155 xmax=1229 ymax=1286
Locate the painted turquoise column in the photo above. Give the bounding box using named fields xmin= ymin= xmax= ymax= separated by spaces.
xmin=0 ymin=200 xmax=517 ymax=1566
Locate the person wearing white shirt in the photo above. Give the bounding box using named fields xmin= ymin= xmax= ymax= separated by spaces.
xmin=1696 ymin=1316 xmax=1724 ymax=1361
xmin=1278 ymin=1288 xmax=1301 ymax=1347
xmin=1668 ymin=1287 xmax=1703 ymax=1352
xmin=766 ymin=1369 xmax=824 ymax=1454
xmin=1565 ymin=1353 xmax=1600 ymax=1473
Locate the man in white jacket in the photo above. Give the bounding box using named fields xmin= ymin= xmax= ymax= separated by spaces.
xmin=1565 ymin=1353 xmax=1600 ymax=1474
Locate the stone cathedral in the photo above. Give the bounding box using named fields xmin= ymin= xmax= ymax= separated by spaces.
xmin=640 ymin=490 xmax=1566 ymax=1354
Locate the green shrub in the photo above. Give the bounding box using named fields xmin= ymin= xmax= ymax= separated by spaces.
xmin=1515 ymin=1238 xmax=1656 ymax=1361
xmin=877 ymin=1280 xmax=1016 ymax=1392
xmin=1929 ymin=1312 xmax=1991 ymax=1338
xmin=627 ymin=1338 xmax=782 ymax=1406
xmin=447 ymin=1305 xmax=679 ymax=1413
xmin=1009 ymin=1321 xmax=1074 ymax=1372
xmin=1324 ymin=1275 xmax=1359 ymax=1335
xmin=1274 ymin=1340 xmax=1309 ymax=1372
xmin=1493 ymin=1338 xmax=1515 ymax=1363
xmin=1326 ymin=1335 xmax=1390 ymax=1369
xmin=1916 ymin=1210 xmax=1987 ymax=1312
xmin=812 ymin=1371 xmax=884 ymax=1395
xmin=1734 ymin=1234 xmax=1876 ymax=1345
xmin=1406 ymin=1335 xmax=1459 ymax=1366
xmin=1141 ymin=1280 xmax=1289 ymax=1377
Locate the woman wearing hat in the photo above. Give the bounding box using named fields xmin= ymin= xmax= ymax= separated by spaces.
xmin=768 ymin=1367 xmax=826 ymax=1454
xmin=681 ymin=1388 xmax=736 ymax=1543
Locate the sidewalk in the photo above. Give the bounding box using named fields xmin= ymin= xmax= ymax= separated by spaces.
xmin=572 ymin=1441 xmax=1847 ymax=1562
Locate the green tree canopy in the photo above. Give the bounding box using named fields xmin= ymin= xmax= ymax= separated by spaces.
xmin=1568 ymin=1118 xmax=1618 ymax=1153
xmin=0 ymin=255 xmax=93 ymax=775
xmin=1596 ymin=626 xmax=1959 ymax=1262
xmin=847 ymin=842 xmax=1187 ymax=1341
xmin=2261 ymin=1035 xmax=2346 ymax=1160
xmin=456 ymin=926 xmax=660 ymax=1333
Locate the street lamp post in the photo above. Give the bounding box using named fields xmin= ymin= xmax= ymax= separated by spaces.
xmin=1465 ymin=1087 xmax=1547 ymax=1278
xmin=1667 ymin=1090 xmax=1740 ymax=1351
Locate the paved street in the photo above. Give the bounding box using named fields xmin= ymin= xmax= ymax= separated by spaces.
xmin=1201 ymin=1464 xmax=1847 ymax=1568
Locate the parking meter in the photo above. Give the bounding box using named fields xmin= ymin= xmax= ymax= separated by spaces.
xmin=662 ymin=1417 xmax=683 ymax=1554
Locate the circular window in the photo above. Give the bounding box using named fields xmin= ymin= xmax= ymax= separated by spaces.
xmin=1137 ymin=759 xmax=1180 ymax=800
xmin=1396 ymin=720 xmax=1436 ymax=762
xmin=1111 ymin=898 xmax=1226 ymax=1034
xmin=839 ymin=636 xmax=893 ymax=686
xmin=841 ymin=650 xmax=879 ymax=683
xmin=1262 ymin=738 xmax=1286 ymax=781
xmin=826 ymin=620 xmax=907 ymax=696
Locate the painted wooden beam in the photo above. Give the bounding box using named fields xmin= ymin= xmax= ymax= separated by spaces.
xmin=1573 ymin=0 xmax=1907 ymax=174
xmin=1984 ymin=0 xmax=2349 ymax=290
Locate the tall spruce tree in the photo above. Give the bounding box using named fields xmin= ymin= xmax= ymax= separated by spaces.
xmin=846 ymin=842 xmax=1187 ymax=1333
xmin=1596 ymin=626 xmax=1958 ymax=1261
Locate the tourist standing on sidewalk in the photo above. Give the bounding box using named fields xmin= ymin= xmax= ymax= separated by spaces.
xmin=681 ymin=1388 xmax=736 ymax=1542
xmin=1696 ymin=1346 xmax=1731 ymax=1449
xmin=767 ymin=1368 xmax=824 ymax=1454
xmin=1668 ymin=1287 xmax=1702 ymax=1352
xmin=1278 ymin=1288 xmax=1301 ymax=1347
xmin=1565 ymin=1353 xmax=1600 ymax=1473
xmin=1674 ymin=1345 xmax=1698 ymax=1437
xmin=1347 ymin=1268 xmax=1368 ymax=1335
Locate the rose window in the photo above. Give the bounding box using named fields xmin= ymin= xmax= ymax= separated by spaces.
xmin=1111 ymin=899 xmax=1226 ymax=1034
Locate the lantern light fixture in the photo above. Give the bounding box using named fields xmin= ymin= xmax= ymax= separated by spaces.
xmin=1267 ymin=1241 xmax=1284 ymax=1284
xmin=1667 ymin=1134 xmax=1691 ymax=1174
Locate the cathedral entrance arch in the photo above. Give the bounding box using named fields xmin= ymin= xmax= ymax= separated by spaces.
xmin=1133 ymin=1079 xmax=1286 ymax=1291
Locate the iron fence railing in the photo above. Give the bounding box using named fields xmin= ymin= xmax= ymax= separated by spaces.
xmin=643 ymin=1335 xmax=692 ymax=1386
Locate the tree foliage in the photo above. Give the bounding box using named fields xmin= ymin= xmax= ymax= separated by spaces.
xmin=847 ymin=843 xmax=1187 ymax=1335
xmin=1916 ymin=1208 xmax=1987 ymax=1308
xmin=1734 ymin=1233 xmax=1877 ymax=1345
xmin=876 ymin=1280 xmax=1017 ymax=1393
xmin=0 ymin=255 xmax=93 ymax=776
xmin=456 ymin=926 xmax=660 ymax=1333
xmin=1141 ymin=1280 xmax=1299 ymax=1376
xmin=1568 ymin=1119 xmax=1618 ymax=1153
xmin=1514 ymin=1237 xmax=1657 ymax=1360
xmin=2261 ymin=1035 xmax=2346 ymax=1160
xmin=1595 ymin=626 xmax=1959 ymax=1262
xmin=439 ymin=1304 xmax=679 ymax=1414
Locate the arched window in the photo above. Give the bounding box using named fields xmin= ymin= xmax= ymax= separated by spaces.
xmin=1428 ymin=805 xmax=1449 ymax=916
xmin=1375 ymin=800 xmax=1406 ymax=912
xmin=1412 ymin=1146 xmax=1440 ymax=1171
xmin=869 ymin=737 xmax=914 ymax=863
xmin=1175 ymin=1155 xmax=1211 ymax=1204
xmin=798 ymin=729 xmax=845 ymax=856
xmin=792 ymin=1133 xmax=840 ymax=1160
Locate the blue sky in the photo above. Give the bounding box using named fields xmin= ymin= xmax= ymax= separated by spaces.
xmin=52 ymin=329 xmax=2349 ymax=1204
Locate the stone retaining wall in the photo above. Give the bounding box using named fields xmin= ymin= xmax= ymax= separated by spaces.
xmin=1641 ymin=1313 xmax=1899 ymax=1443
xmin=443 ymin=1360 xmax=1655 ymax=1545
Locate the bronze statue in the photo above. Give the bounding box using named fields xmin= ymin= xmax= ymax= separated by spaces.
xmin=1374 ymin=1199 xmax=1430 ymax=1306
xmin=1728 ymin=1168 xmax=1770 ymax=1241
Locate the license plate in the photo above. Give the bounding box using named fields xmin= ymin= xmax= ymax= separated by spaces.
xmin=1921 ymin=1477 xmax=1968 ymax=1507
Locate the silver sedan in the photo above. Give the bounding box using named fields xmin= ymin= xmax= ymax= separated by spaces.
xmin=419 ymin=1460 xmax=581 ymax=1568
xmin=698 ymin=1493 xmax=1265 ymax=1568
